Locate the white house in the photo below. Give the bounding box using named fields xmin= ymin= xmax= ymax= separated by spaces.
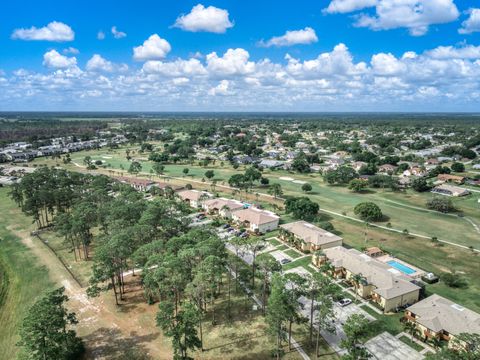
xmin=202 ymin=197 xmax=244 ymax=218
xmin=177 ymin=190 xmax=212 ymax=208
xmin=232 ymin=207 xmax=279 ymax=233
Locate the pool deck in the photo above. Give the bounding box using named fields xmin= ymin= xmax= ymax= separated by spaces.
xmin=376 ymin=255 xmax=425 ymax=279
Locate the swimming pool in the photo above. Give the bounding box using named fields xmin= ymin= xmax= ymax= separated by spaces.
xmin=387 ymin=260 xmax=416 ymax=275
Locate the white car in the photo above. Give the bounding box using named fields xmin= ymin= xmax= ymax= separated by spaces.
xmin=337 ymin=298 xmax=352 ymax=307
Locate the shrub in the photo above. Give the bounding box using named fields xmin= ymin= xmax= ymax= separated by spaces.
xmin=353 ymin=202 xmax=383 ymax=222
xmin=450 ymin=162 xmax=465 ymax=173
xmin=301 ymin=183 xmax=312 ymax=193
xmin=441 ymin=272 xmax=468 ymax=288
xmin=411 ymin=177 xmax=430 ymax=192
xmin=426 ymin=197 xmax=455 ymax=213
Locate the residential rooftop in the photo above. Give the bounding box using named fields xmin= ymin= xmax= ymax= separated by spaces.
xmin=324 ymin=246 xmax=420 ymax=300
xmin=407 ymin=294 xmax=480 ymax=336
xmin=233 ymin=207 xmax=279 ymax=225
xmin=280 ymin=221 xmax=343 ymax=246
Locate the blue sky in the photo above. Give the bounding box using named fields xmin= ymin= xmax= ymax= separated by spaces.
xmin=1 ymin=0 xmax=480 ymax=111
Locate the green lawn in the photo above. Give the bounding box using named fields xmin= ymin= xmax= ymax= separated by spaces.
xmin=0 ymin=188 xmax=54 ymax=359
xmin=399 ymin=335 xmax=425 ymax=352
xmin=268 ymin=238 xmax=281 ymax=246
xmin=284 ymin=249 xmax=302 ymax=259
xmin=360 ymin=305 xmax=404 ymax=339
xmin=282 ymin=256 xmax=313 ymax=271
xmin=37 ymin=231 xmax=92 ymax=287
xmin=335 ymin=217 xmax=480 ymax=313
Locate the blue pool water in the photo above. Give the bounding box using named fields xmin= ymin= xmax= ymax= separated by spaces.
xmin=387 ymin=260 xmax=416 ymax=275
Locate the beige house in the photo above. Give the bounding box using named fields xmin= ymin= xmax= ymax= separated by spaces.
xmin=438 ymin=174 xmax=465 ymax=184
xmin=280 ymin=221 xmax=343 ymax=252
xmin=231 ymin=207 xmax=279 ymax=234
xmin=378 ymin=164 xmax=397 ymax=174
xmin=114 ymin=176 xmax=155 ymax=192
xmin=351 ymin=161 xmax=367 ymax=171
xmin=405 ymin=294 xmax=480 ymax=347
xmin=432 ymin=184 xmax=470 ymax=197
xmin=177 ymin=190 xmax=212 ymax=208
xmin=202 ymin=197 xmax=244 ymax=218
xmin=315 ymin=246 xmax=420 ymax=313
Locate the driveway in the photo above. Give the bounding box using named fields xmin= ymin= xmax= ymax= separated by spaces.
xmin=365 ymin=332 xmax=424 ymax=360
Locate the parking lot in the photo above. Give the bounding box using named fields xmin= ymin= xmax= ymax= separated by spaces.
xmin=296 ymin=294 xmax=376 ymax=355
xmin=269 ymin=249 xmax=293 ymax=265
xmin=284 ymin=266 xmax=311 ymax=279
xmin=365 ymin=332 xmax=424 ymax=360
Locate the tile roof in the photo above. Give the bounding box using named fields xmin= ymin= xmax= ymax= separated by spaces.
xmin=407 ymin=294 xmax=480 ymax=335
xmin=323 ymin=246 xmax=420 ymax=300
xmin=280 ymin=221 xmax=343 ymax=246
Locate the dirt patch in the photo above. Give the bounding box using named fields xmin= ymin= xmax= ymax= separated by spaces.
xmin=9 ymin=226 xmax=171 ymax=359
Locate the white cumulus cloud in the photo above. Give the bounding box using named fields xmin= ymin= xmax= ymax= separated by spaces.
xmin=63 ymin=47 xmax=79 ymax=55
xmin=111 ymin=26 xmax=127 ymax=39
xmin=459 ymin=8 xmax=480 ymax=34
xmin=142 ymin=58 xmax=207 ymax=77
xmin=174 ymin=4 xmax=234 ymax=33
xmin=206 ymin=48 xmax=255 ymax=76
xmin=97 ymin=31 xmax=106 ymax=40
xmin=325 ymin=0 xmax=459 ymax=36
xmin=12 ymin=21 xmax=74 ymax=41
xmin=425 ymin=44 xmax=480 ymax=59
xmin=209 ymin=80 xmax=230 ymax=95
xmin=259 ymin=27 xmax=318 ymax=47
xmin=86 ymin=54 xmax=114 ymax=72
xmin=133 ymin=34 xmax=171 ymax=61
xmin=324 ymin=0 xmax=377 ymax=14
xmin=5 ymin=43 xmax=480 ymax=111
xmin=42 ymin=50 xmax=77 ymax=68
xmin=371 ymin=53 xmax=407 ymax=75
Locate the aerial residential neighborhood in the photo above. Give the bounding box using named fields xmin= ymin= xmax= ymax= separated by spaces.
xmin=1 ymin=1 xmax=480 ymax=360
xmin=1 ymin=112 xmax=479 ymax=360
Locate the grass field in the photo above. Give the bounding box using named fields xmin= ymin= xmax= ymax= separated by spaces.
xmin=334 ymin=217 xmax=480 ymax=313
xmin=37 ymin=231 xmax=92 ymax=287
xmin=0 ymin=188 xmax=54 ymax=359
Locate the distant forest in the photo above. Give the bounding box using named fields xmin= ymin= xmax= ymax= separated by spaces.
xmin=1 ymin=112 xmax=480 ymax=145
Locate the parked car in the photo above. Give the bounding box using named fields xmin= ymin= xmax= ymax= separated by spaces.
xmin=337 ymin=298 xmax=352 ymax=307
xmin=222 ymin=224 xmax=230 ymax=229
xmin=280 ymin=258 xmax=291 ymax=265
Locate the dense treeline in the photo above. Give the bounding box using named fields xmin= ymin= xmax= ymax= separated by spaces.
xmin=11 ymin=168 xmax=270 ymax=358
xmin=0 ymin=118 xmax=107 ymax=146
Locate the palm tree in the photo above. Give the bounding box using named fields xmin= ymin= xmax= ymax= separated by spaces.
xmin=320 ymin=261 xmax=334 ymax=276
xmin=210 ymin=179 xmax=217 ymax=193
xmin=429 ymin=336 xmax=443 ymax=350
xmin=268 ymin=183 xmax=283 ymax=199
xmin=351 ymin=273 xmax=364 ymax=302
xmin=404 ymin=321 xmax=419 ymax=342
